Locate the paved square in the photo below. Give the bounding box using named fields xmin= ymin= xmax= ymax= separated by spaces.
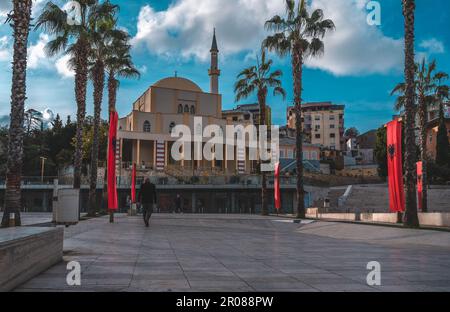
xmin=16 ymin=214 xmax=450 ymax=292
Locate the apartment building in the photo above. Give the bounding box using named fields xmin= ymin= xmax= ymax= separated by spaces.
xmin=287 ymin=102 xmax=345 ymax=150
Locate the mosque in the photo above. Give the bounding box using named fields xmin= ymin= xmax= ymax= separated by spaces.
xmin=117 ymin=30 xmax=262 ymax=177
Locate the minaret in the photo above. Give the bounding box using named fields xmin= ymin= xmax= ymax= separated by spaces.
xmin=208 ymin=28 xmax=220 ymax=94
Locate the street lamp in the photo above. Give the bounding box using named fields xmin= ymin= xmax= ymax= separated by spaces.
xmin=40 ymin=157 xmax=47 ymax=183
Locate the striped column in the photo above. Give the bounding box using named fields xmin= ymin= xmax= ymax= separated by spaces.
xmin=156 ymin=140 xmax=165 ymax=171
xmin=237 ymin=146 xmax=245 ymax=174
xmin=115 ymin=139 xmax=121 ymax=177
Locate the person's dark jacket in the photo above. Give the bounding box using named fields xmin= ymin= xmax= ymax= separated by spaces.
xmin=138 ymin=182 xmax=157 ymax=204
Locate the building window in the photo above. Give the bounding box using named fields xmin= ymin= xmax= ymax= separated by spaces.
xmin=329 ymin=115 xmax=335 ymax=120
xmin=315 ymin=115 xmax=321 ymax=121
xmin=190 ymin=105 xmax=196 ymax=114
xmin=303 ymin=151 xmax=310 ymax=160
xmin=178 ymin=104 xmax=183 ymax=114
xmin=280 ymin=150 xmax=285 ymax=158
xmin=311 ymin=151 xmax=318 ymax=160
xmin=315 ymin=125 xmax=321 ymax=131
xmin=330 ymin=133 xmax=336 ymax=138
xmin=315 ymin=134 xmax=321 ymax=139
xmin=143 ymin=120 xmax=151 ymax=133
xmin=232 ymin=116 xmax=238 ymax=121
xmin=287 ymin=150 xmax=294 ymax=159
xmin=184 ymin=105 xmax=189 ymax=113
xmin=330 ymin=124 xmax=335 ymax=129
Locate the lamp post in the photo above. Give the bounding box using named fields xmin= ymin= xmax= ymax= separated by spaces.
xmin=40 ymin=157 xmax=47 ymax=183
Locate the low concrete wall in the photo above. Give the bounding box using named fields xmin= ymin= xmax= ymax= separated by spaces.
xmin=419 ymin=213 xmax=450 ymax=227
xmin=360 ymin=213 xmax=399 ymax=224
xmin=306 ymin=209 xmax=357 ymax=221
xmin=360 ymin=212 xmax=450 ymax=227
xmin=0 ymin=227 xmax=63 ymax=291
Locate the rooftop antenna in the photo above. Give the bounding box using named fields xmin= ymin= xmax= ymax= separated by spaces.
xmin=174 ymin=71 xmax=178 ymax=77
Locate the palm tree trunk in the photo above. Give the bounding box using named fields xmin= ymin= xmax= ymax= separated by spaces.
xmin=418 ymin=96 xmax=428 ymax=212
xmin=293 ymin=46 xmax=305 ymax=219
xmin=73 ymin=39 xmax=89 ymax=190
xmin=1 ymin=0 xmax=32 ymax=228
xmin=88 ymin=61 xmax=105 ymax=217
xmin=258 ymin=91 xmax=268 ymax=216
xmin=402 ymin=0 xmax=419 ymax=227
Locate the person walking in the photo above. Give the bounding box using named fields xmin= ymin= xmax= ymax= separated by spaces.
xmin=138 ymin=178 xmax=157 ymax=227
xmin=175 ymin=193 xmax=183 ymax=213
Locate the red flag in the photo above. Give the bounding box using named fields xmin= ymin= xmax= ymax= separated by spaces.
xmin=131 ymin=163 xmax=136 ymax=203
xmin=416 ymin=161 xmax=423 ymax=211
xmin=274 ymin=162 xmax=281 ymax=211
xmin=386 ymin=120 xmax=405 ymax=212
xmin=107 ymin=111 xmax=118 ymax=211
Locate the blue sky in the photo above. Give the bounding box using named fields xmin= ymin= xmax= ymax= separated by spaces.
xmin=0 ymin=0 xmax=449 ymax=133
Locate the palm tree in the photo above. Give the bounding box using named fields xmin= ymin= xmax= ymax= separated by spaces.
xmin=101 ymin=36 xmax=140 ymax=221
xmin=105 ymin=39 xmax=140 ymax=115
xmin=36 ymin=0 xmax=110 ymax=191
xmin=391 ymin=59 xmax=448 ymax=212
xmin=86 ymin=3 xmax=126 ymax=217
xmin=234 ymin=49 xmax=286 ymax=216
xmin=1 ymin=0 xmax=33 ymax=228
xmin=401 ymin=0 xmax=419 ymax=227
xmin=263 ymin=0 xmax=334 ymax=218
xmin=434 ymin=82 xmax=449 ymax=167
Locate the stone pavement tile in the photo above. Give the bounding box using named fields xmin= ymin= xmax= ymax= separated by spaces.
xmin=83 ymin=264 xmax=135 ymax=275
xmin=310 ymin=283 xmax=378 ymax=292
xmin=81 ymin=273 xmax=133 ymax=286
xmin=129 ymin=278 xmax=191 ymax=291
xmin=247 ymin=279 xmax=316 ymax=291
xmin=187 ymin=280 xmax=250 ymax=289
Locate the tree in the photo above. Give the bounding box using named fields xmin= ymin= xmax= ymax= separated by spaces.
xmin=263 ymin=0 xmax=334 ymax=218
xmin=105 ymin=37 xmax=140 ymax=115
xmin=345 ymin=127 xmax=360 ymax=139
xmin=391 ymin=59 xmax=447 ymax=212
xmin=234 ymin=49 xmax=286 ymax=216
xmin=87 ymin=2 xmax=123 ymax=217
xmin=401 ymin=0 xmax=419 ymax=227
xmin=103 ymin=33 xmax=140 ymax=221
xmin=1 ymin=0 xmax=33 ymax=228
xmin=36 ymin=0 xmax=110 ymax=190
xmin=374 ymin=127 xmax=388 ymax=178
xmin=436 ymin=87 xmax=449 ymax=167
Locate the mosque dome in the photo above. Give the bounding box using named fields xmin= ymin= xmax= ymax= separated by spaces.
xmin=153 ymin=77 xmax=203 ymax=92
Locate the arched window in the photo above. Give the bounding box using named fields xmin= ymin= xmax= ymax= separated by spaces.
xmin=190 ymin=105 xmax=196 ymax=115
xmin=184 ymin=105 xmax=189 ymax=113
xmin=169 ymin=122 xmax=176 ymax=134
xmin=178 ymin=104 xmax=183 ymax=114
xmin=143 ymin=120 xmax=151 ymax=133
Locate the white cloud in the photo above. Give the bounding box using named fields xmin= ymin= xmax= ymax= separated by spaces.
xmin=0 ymin=36 xmax=11 ymax=62
xmin=132 ymin=0 xmax=404 ymax=76
xmin=306 ymin=0 xmax=403 ymax=76
xmin=28 ymin=33 xmax=50 ymax=69
xmin=419 ymin=38 xmax=445 ymax=54
xmin=56 ymin=54 xmax=74 ymax=79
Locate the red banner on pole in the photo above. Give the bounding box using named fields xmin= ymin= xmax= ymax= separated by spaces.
xmin=386 ymin=120 xmax=405 ymax=212
xmin=131 ymin=163 xmax=136 ymax=204
xmin=416 ymin=161 xmax=423 ymax=211
xmin=107 ymin=111 xmax=118 ymax=211
xmin=274 ymin=162 xmax=281 ymax=211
